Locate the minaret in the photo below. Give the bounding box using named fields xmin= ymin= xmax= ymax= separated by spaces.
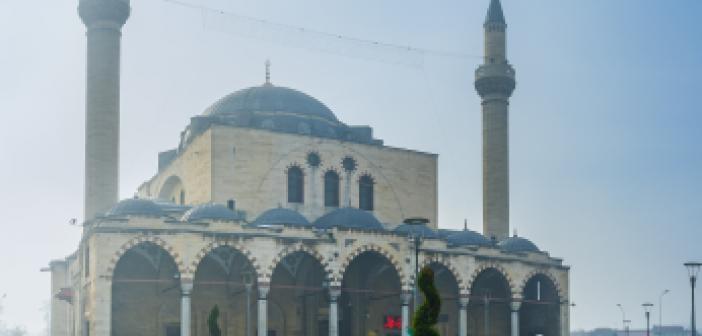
xmin=79 ymin=0 xmax=130 ymax=220
xmin=475 ymin=0 xmax=516 ymax=241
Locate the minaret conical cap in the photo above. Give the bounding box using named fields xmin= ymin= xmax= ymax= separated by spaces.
xmin=485 ymin=0 xmax=506 ymax=25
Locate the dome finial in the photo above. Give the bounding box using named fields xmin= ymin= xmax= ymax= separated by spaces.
xmin=265 ymin=59 xmax=272 ymax=86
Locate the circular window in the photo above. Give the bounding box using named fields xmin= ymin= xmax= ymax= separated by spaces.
xmin=342 ymin=156 xmax=357 ymax=172
xmin=307 ymin=152 xmax=321 ymax=168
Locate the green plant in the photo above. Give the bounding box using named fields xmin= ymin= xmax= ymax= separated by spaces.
xmin=207 ymin=305 xmax=222 ymax=336
xmin=411 ymin=267 xmax=441 ymax=336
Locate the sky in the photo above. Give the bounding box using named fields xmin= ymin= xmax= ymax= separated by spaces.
xmin=0 ymin=0 xmax=701 ymax=334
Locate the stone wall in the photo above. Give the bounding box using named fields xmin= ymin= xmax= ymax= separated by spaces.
xmin=139 ymin=126 xmax=439 ymax=228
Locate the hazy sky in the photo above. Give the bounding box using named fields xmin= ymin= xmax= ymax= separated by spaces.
xmin=0 ymin=0 xmax=700 ymax=334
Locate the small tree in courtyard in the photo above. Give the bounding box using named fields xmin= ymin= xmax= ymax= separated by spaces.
xmin=208 ymin=305 xmax=221 ymax=336
xmin=411 ymin=267 xmax=441 ymax=336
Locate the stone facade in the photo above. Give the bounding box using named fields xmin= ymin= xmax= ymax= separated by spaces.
xmin=138 ymin=126 xmax=438 ymax=228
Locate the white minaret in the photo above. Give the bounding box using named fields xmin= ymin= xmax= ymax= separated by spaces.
xmin=79 ymin=0 xmax=130 ymax=220
xmin=475 ymin=0 xmax=515 ymax=240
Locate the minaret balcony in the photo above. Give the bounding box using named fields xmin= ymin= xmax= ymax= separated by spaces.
xmin=79 ymin=0 xmax=131 ymax=27
xmin=475 ymin=63 xmax=516 ymax=98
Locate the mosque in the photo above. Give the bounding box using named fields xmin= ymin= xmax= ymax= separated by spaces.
xmin=47 ymin=0 xmax=571 ymax=335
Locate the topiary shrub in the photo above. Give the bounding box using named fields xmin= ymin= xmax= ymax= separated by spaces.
xmin=412 ymin=267 xmax=441 ymax=336
xmin=208 ymin=305 xmax=222 ymax=336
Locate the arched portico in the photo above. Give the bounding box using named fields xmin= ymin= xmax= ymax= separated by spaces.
xmin=468 ymin=268 xmax=513 ymax=336
xmin=111 ymin=242 xmax=182 ymax=335
xmin=192 ymin=245 xmax=258 ymax=336
xmin=420 ymin=262 xmax=462 ymax=336
xmin=519 ymin=274 xmax=561 ymax=336
xmin=268 ymin=250 xmax=328 ymax=336
xmin=340 ymin=250 xmax=403 ymax=336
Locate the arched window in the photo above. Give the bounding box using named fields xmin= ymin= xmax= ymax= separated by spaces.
xmin=359 ymin=174 xmax=374 ymax=211
xmin=324 ymin=171 xmax=340 ymax=207
xmin=287 ymin=166 xmax=304 ymax=203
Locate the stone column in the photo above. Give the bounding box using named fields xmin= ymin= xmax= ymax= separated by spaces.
xmin=459 ymin=295 xmax=470 ymax=336
xmin=511 ymin=301 xmax=521 ymax=336
xmin=329 ymin=287 xmax=341 ymax=336
xmin=258 ymin=285 xmax=270 ymax=336
xmin=181 ymin=281 xmax=193 ymax=336
xmin=401 ymin=292 xmax=412 ymax=336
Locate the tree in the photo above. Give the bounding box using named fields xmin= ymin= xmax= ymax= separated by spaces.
xmin=411 ymin=267 xmax=441 ymax=336
xmin=207 ymin=305 xmax=222 ymax=336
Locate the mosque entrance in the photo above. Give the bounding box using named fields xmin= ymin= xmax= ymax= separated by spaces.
xmin=339 ymin=251 xmax=402 ymax=336
xmin=192 ymin=246 xmax=258 ymax=336
xmin=111 ymin=242 xmax=182 ymax=336
xmin=519 ymin=274 xmax=561 ymax=336
xmin=468 ymin=268 xmax=512 ymax=336
xmin=268 ymin=251 xmax=328 ymax=336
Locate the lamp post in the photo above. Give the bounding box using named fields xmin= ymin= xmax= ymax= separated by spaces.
xmin=403 ymin=217 xmax=430 ymax=313
xmin=685 ymin=262 xmax=701 ymax=336
xmin=659 ymin=289 xmax=670 ymax=336
xmin=618 ymin=304 xmax=627 ymax=335
xmin=643 ymin=303 xmax=654 ymax=336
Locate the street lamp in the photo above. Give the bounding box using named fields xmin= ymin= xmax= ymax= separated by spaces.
xmin=643 ymin=303 xmax=654 ymax=336
xmin=659 ymin=289 xmax=670 ymax=336
xmin=618 ymin=304 xmax=627 ymax=335
xmin=685 ymin=262 xmax=701 ymax=336
xmin=403 ymin=217 xmax=430 ymax=312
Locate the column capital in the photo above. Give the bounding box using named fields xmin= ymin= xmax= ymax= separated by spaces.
xmin=329 ymin=287 xmax=341 ymax=302
xmin=510 ymin=300 xmax=522 ymax=312
xmin=459 ymin=294 xmax=470 ymax=308
xmin=258 ymin=283 xmax=270 ymax=300
xmin=401 ymin=291 xmax=413 ymax=305
xmin=181 ymin=280 xmax=194 ymax=295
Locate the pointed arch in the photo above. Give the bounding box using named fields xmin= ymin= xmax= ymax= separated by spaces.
xmin=106 ymin=235 xmax=186 ymax=277
xmin=466 ymin=263 xmax=517 ymax=297
xmin=418 ymin=257 xmax=466 ymax=290
xmin=338 ymin=243 xmax=407 ymax=288
xmin=518 ymin=270 xmax=564 ymax=301
xmin=266 ymin=244 xmax=334 ymax=281
xmin=190 ymin=241 xmax=262 ymax=281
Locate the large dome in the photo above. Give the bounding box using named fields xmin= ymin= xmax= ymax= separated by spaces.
xmin=204 ymin=84 xmax=338 ymax=123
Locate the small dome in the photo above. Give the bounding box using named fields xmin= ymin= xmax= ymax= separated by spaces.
xmin=394 ymin=223 xmax=438 ymax=238
xmin=182 ymin=203 xmax=241 ymax=222
xmin=499 ymin=236 xmax=540 ymax=253
xmin=445 ymin=227 xmax=491 ymax=247
xmin=106 ymin=198 xmax=163 ymax=217
xmin=314 ymin=208 xmax=384 ymax=231
xmin=252 ymin=208 xmax=310 ymax=227
xmin=204 ymin=85 xmax=338 ymax=123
